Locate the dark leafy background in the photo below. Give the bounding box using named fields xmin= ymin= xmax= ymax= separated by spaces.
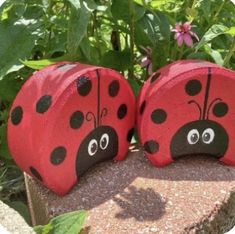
xmin=0 ymin=0 xmax=234 ymax=228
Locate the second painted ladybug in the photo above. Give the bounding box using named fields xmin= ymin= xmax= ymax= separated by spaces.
xmin=8 ymin=62 xmax=135 ymax=195
xmin=137 ymin=60 xmax=235 ymax=167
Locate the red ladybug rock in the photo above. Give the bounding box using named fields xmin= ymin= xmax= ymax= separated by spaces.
xmin=137 ymin=60 xmax=235 ymax=167
xmin=8 ymin=62 xmax=135 ymax=195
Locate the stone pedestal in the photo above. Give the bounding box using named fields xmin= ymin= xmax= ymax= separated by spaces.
xmin=25 ymin=150 xmax=235 ymax=234
xmin=0 ymin=200 xmax=34 ymax=234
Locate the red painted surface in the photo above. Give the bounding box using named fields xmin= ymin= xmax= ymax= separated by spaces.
xmin=137 ymin=60 xmax=235 ymax=167
xmin=8 ymin=62 xmax=135 ymax=195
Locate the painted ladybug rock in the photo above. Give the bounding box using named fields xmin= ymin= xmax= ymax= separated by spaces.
xmin=8 ymin=62 xmax=135 ymax=195
xmin=137 ymin=60 xmax=235 ymax=167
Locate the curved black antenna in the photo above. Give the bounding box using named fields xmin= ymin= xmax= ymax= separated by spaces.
xmin=206 ymin=98 xmax=222 ymax=119
xmin=202 ymin=67 xmax=212 ymax=119
xmin=188 ymin=100 xmax=202 ymax=120
xmin=86 ymin=112 xmax=97 ymax=128
xmin=100 ymin=108 xmax=108 ymax=125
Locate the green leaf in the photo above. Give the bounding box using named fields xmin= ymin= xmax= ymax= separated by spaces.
xmin=127 ymin=78 xmax=141 ymax=96
xmin=67 ymin=1 xmax=91 ymax=59
xmin=34 ymin=210 xmax=87 ymax=234
xmin=80 ymin=37 xmax=91 ymax=61
xmin=22 ymin=56 xmax=69 ymax=70
xmin=0 ymin=123 xmax=11 ymax=160
xmin=226 ymin=26 xmax=235 ymax=36
xmin=68 ymin=0 xmax=97 ymax=11
xmin=134 ymin=10 xmax=170 ymax=47
xmin=187 ymin=52 xmax=210 ymax=60
xmin=155 ymin=10 xmax=170 ymax=40
xmin=199 ymin=0 xmax=211 ymax=22
xmin=0 ymin=20 xmax=36 ymax=80
xmin=134 ymin=22 xmax=154 ymax=47
xmin=111 ymin=0 xmax=145 ymax=23
xmin=67 ymin=0 xmax=81 ymax=9
xmin=204 ymin=44 xmax=224 ymax=65
xmin=0 ymin=76 xmax=23 ymax=102
xmin=100 ymin=50 xmax=131 ymax=71
xmin=82 ymin=0 xmax=97 ymax=11
xmin=195 ymin=24 xmax=228 ymax=51
xmin=186 ymin=7 xmax=198 ymax=21
xmin=152 ymin=41 xmax=168 ymax=70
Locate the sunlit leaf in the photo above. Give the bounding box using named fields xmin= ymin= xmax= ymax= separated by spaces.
xmin=22 ymin=56 xmax=69 ymax=70
xmin=195 ymin=24 xmax=228 ymax=51
xmin=34 ymin=210 xmax=87 ymax=234
xmin=226 ymin=26 xmax=235 ymax=36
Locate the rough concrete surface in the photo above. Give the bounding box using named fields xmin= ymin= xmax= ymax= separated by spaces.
xmin=25 ymin=150 xmax=235 ymax=234
xmin=0 ymin=200 xmax=35 ymax=234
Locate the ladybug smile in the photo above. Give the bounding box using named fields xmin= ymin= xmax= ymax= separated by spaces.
xmin=171 ymin=67 xmax=229 ymax=159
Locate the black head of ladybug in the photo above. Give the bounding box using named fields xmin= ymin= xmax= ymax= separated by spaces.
xmin=75 ymin=69 xmax=119 ymax=178
xmin=170 ymin=120 xmax=228 ymax=159
xmin=76 ymin=125 xmax=118 ymax=177
xmin=170 ymin=68 xmax=229 ymax=159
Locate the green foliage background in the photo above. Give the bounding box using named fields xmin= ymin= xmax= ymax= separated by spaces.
xmin=0 ymin=0 xmax=234 ymax=225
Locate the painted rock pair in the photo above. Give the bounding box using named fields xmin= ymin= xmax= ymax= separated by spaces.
xmin=8 ymin=60 xmax=235 ymax=195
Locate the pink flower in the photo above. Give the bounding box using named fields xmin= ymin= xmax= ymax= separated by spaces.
xmin=172 ymin=22 xmax=199 ymax=47
xmin=140 ymin=46 xmax=153 ymax=75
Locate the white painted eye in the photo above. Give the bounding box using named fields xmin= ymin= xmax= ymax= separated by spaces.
xmin=202 ymin=128 xmax=215 ymax=144
xmin=88 ymin=139 xmax=98 ymax=156
xmin=187 ymin=129 xmax=199 ymax=145
xmin=100 ymin=133 xmax=109 ymax=150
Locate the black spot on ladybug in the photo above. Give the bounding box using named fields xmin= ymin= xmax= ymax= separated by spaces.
xmin=11 ymin=106 xmax=23 ymax=125
xmin=109 ymin=80 xmax=120 ymax=97
xmin=77 ymin=76 xmax=92 ymax=96
xmin=127 ymin=128 xmax=135 ymax=142
xmin=150 ymin=72 xmax=161 ymax=83
xmin=140 ymin=100 xmax=146 ymax=115
xmin=151 ymin=109 xmax=167 ymax=124
xmin=213 ymin=102 xmax=228 ymax=117
xmin=170 ymin=120 xmax=228 ymax=159
xmin=185 ymin=79 xmax=202 ymax=96
xmin=30 ymin=166 xmax=43 ymax=181
xmin=117 ymin=104 xmax=127 ymax=119
xmin=50 ymin=146 xmax=67 ymax=165
xmin=144 ymin=140 xmax=159 ymax=154
xmin=70 ymin=111 xmax=84 ymax=129
xmin=76 ymin=126 xmax=118 ymax=177
xmin=36 ymin=95 xmax=52 ymax=113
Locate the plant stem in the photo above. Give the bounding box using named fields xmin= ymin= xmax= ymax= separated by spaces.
xmin=223 ymin=36 xmax=235 ymax=67
xmin=178 ymin=45 xmax=184 ymax=60
xmin=213 ymin=0 xmax=225 ymax=22
xmin=129 ymin=0 xmax=135 ymax=80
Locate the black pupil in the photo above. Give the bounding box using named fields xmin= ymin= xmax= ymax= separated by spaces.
xmin=91 ymin=143 xmax=97 ymax=153
xmin=101 ymin=137 xmax=107 ymax=148
xmin=203 ymin=133 xmax=210 ymax=142
xmin=191 ymin=133 xmax=198 ymax=143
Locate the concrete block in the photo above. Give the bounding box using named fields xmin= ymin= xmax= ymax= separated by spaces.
xmin=25 ymin=150 xmax=235 ymax=233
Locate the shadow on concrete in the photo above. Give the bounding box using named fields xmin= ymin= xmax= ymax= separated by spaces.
xmin=113 ymin=185 xmax=166 ymax=221
xmin=26 ymin=149 xmax=235 ymax=225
